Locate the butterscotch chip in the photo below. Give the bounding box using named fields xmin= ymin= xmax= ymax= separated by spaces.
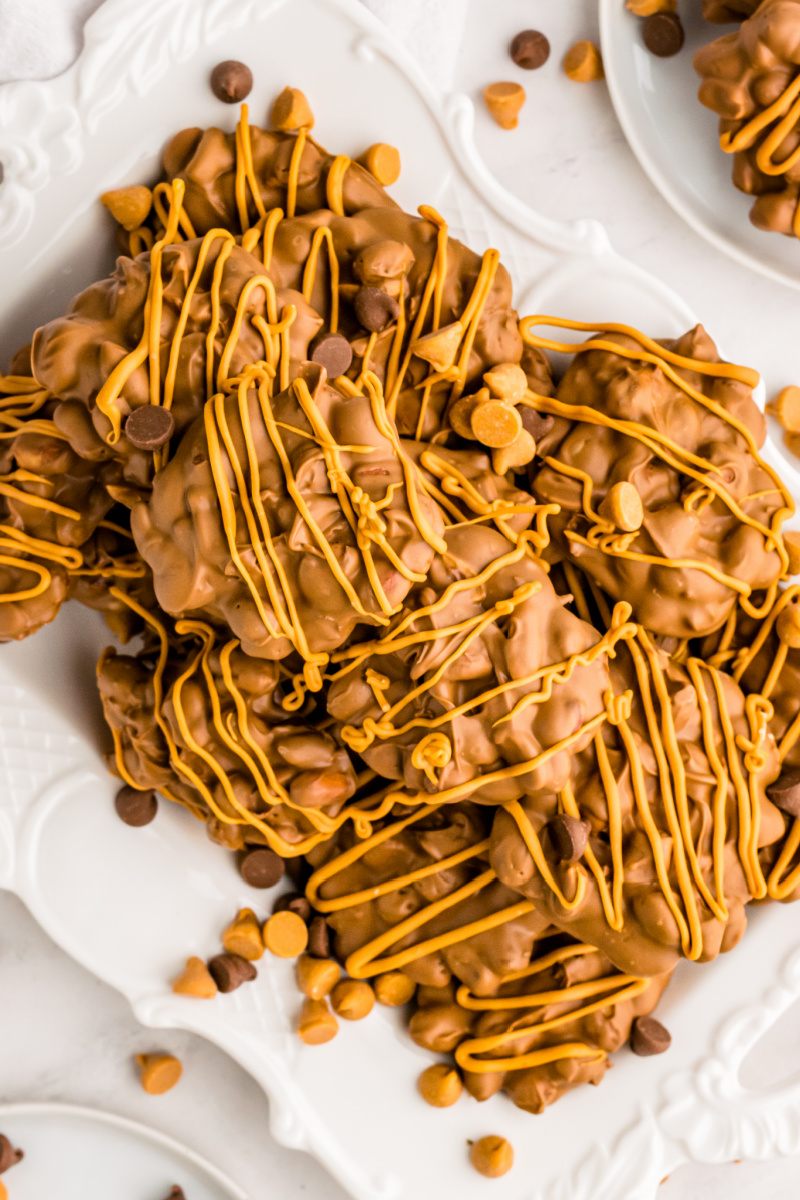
xmin=172 ymin=956 xmax=218 ymax=999
xmin=784 ymin=530 xmax=800 ymax=575
xmin=563 ymin=41 xmax=605 ymax=82
xmin=469 ymin=1135 xmax=514 ymax=1178
xmin=767 ymin=386 xmax=800 ymax=433
xmin=470 ymin=399 xmax=523 ymax=449
xmin=448 ymin=394 xmax=481 ymax=440
xmin=297 ymin=997 xmax=339 ymax=1045
xmin=412 ymin=322 xmax=464 ymax=373
xmin=263 ymin=910 xmax=309 ymax=958
xmin=271 ymin=86 xmax=314 ymax=131
xmin=626 ymin=0 xmax=676 ymax=13
xmin=0 ymin=1180 xmax=6 ymax=1200
xmin=598 ymin=481 xmax=644 ymax=531
xmin=491 ymin=429 xmax=536 ymax=476
xmin=101 ymin=185 xmax=153 ymax=232
xmin=357 ymin=143 xmax=401 ymax=186
xmin=483 ymin=81 xmax=526 ymax=130
xmin=373 ymin=971 xmax=416 ymax=1007
xmin=331 ymin=978 xmax=375 ymax=1021
xmin=296 ymin=954 xmax=341 ymax=1000
xmin=418 ymin=1063 xmax=463 ymax=1108
xmin=136 ymin=1053 xmax=183 ymax=1095
xmin=222 ymin=908 xmax=264 ymax=961
xmin=484 ymin=362 xmax=528 ymax=404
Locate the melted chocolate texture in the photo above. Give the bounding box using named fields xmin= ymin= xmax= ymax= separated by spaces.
xmin=33 ymin=240 xmax=321 ymax=472
xmin=130 ymin=372 xmax=444 ymax=659
xmin=694 ymin=0 xmax=800 ymax=234
xmin=97 ymin=628 xmax=358 ymax=852
xmin=490 ymin=632 xmax=783 ymax=976
xmin=327 ymin=524 xmax=610 ymax=805
xmin=530 ymin=326 xmax=783 ymax=638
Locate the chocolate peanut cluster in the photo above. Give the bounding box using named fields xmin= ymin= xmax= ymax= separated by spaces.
xmin=2 ymin=82 xmax=799 ymax=1142
xmin=694 ymin=0 xmax=800 ymax=237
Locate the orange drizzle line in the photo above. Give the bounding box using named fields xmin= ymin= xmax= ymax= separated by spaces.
xmin=519 ymin=316 xmax=793 ymax=621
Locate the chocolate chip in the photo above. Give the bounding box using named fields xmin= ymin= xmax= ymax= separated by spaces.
xmin=307 ymin=914 xmax=330 ymax=958
xmin=767 ymin=766 xmax=800 ymax=818
xmin=510 ymin=30 xmax=550 ymax=70
xmin=273 ymin=891 xmax=312 ymax=922
xmin=210 ymin=60 xmax=253 ymax=104
xmin=520 ymin=407 xmax=554 ymax=442
xmin=125 ymin=405 xmax=175 ymax=451
xmin=547 ymin=813 xmax=590 ymax=862
xmin=630 ymin=1015 xmax=672 ymax=1056
xmin=310 ymin=331 xmax=354 ymax=378
xmin=642 ymin=12 xmax=684 ymax=57
xmin=0 ymin=1135 xmax=23 ymax=1173
xmin=114 ymin=785 xmax=158 ymax=827
xmin=354 ymin=287 xmax=400 ymax=333
xmin=163 ymin=1189 xmax=185 ymax=1200
xmin=239 ymin=846 xmax=285 ymax=888
xmin=208 ymin=953 xmax=257 ymax=993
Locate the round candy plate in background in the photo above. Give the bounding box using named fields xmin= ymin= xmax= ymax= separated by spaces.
xmin=0 ymin=1102 xmax=248 ymax=1200
xmin=599 ymin=0 xmax=800 ymax=289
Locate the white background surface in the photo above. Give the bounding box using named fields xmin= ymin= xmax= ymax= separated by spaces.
xmin=1 ymin=0 xmax=800 ymax=1197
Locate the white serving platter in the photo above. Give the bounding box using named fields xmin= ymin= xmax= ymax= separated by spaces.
xmin=3 ymin=2 xmax=800 ymax=1199
xmin=0 ymin=1101 xmax=248 ymax=1200
xmin=599 ymin=0 xmax=800 ymax=290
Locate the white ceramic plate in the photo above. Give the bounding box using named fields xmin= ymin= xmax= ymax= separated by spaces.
xmin=3 ymin=2 xmax=800 ymax=1199
xmin=0 ymin=1101 xmax=248 ymax=1200
xmin=599 ymin=0 xmax=800 ymax=289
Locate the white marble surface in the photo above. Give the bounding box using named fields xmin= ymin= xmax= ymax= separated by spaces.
xmin=3 ymin=0 xmax=800 ymax=1197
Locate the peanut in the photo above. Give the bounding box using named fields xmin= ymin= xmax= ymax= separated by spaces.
xmin=101 ymin=185 xmax=153 ymax=232
xmin=297 ymin=997 xmax=339 ymax=1045
xmin=564 ymin=41 xmax=605 ymax=82
xmin=136 ymin=1053 xmax=183 ymax=1095
xmin=263 ymin=910 xmax=309 ymax=958
xmin=484 ymin=362 xmax=527 ymax=404
xmin=172 ymin=956 xmax=218 ymax=999
xmin=470 ymin=399 xmax=523 ymax=448
xmin=598 ymin=481 xmax=644 ymax=531
xmin=222 ymin=908 xmax=264 ymax=961
xmin=331 ymin=978 xmax=375 ymax=1021
xmin=469 ymin=1135 xmax=514 ymax=1178
xmin=373 ymin=971 xmax=416 ymax=1007
xmin=412 ymin=321 xmax=464 ymax=373
xmin=418 ymin=1063 xmax=463 ymax=1108
xmin=483 ymin=82 xmax=526 ymax=130
xmin=271 ymin=86 xmax=314 ymax=131
xmin=296 ymin=953 xmax=341 ymax=1000
xmin=357 ymin=143 xmax=401 ymax=186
